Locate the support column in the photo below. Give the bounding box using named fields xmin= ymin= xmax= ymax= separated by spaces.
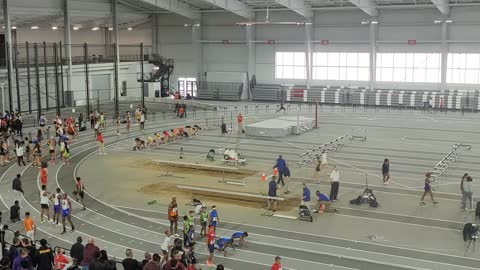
xmin=3 ymin=0 xmax=14 ymax=112
xmin=192 ymin=19 xmax=203 ymax=83
xmin=112 ymin=0 xmax=120 ymax=116
xmin=64 ymin=0 xmax=72 ymax=96
xmin=369 ymin=22 xmax=378 ymax=91
xmin=440 ymin=22 xmax=448 ymax=94
xmin=246 ymin=25 xmax=256 ymax=80
xmin=152 ymin=15 xmax=161 ymax=55
xmin=305 ymin=20 xmax=313 ymax=89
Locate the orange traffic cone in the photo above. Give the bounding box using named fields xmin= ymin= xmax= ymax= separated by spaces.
xmin=319 ymin=204 xmax=325 ymax=214
xmin=273 ymin=168 xmax=278 ymax=176
xmin=261 ymin=173 xmax=266 ymax=181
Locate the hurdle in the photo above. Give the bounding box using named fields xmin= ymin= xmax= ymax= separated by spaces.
xmin=431 ymin=143 xmax=471 ymax=183
xmin=296 ymin=135 xmax=350 ymax=167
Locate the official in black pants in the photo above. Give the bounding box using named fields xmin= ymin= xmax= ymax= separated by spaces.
xmin=329 ymin=166 xmax=340 ymax=201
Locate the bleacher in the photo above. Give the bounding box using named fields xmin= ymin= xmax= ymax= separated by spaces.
xmin=197 ymin=81 xmax=243 ymax=101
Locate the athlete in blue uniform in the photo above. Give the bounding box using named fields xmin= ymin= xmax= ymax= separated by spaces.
xmin=215 ymin=237 xmax=234 ymax=256
xmin=61 ymin=193 xmax=75 ymax=234
xmin=208 ymin=206 xmax=219 ymax=230
xmin=231 ymin=231 xmax=248 ymax=247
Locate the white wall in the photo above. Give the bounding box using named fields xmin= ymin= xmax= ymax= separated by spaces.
xmin=151 ymin=6 xmax=480 ymax=91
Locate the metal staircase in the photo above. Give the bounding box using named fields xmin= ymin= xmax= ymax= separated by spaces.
xmin=138 ymin=54 xmax=174 ymax=97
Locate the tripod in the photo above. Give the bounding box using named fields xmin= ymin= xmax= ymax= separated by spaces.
xmin=465 ymin=234 xmax=478 ymax=256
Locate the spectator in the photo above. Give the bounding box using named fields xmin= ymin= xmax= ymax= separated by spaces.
xmin=12 ymin=248 xmax=30 ymax=270
xmin=122 ymin=249 xmax=140 ymax=270
xmin=164 ymin=250 xmax=186 ymax=270
xmin=182 ymin=104 xmax=187 ymax=118
xmin=270 ymin=256 xmax=282 ymax=270
xmin=382 ymin=159 xmax=390 ymax=185
xmin=216 ymin=265 xmax=224 ymax=270
xmin=302 ymin=183 xmax=311 ymax=209
xmin=9 ymin=239 xmax=21 ymax=268
xmin=141 ymin=252 xmax=151 ymax=268
xmin=12 ymin=174 xmax=24 ymax=203
xmin=170 ymin=238 xmax=186 ymax=266
xmin=82 ymin=237 xmax=100 ymax=270
xmin=186 ymin=242 xmax=198 ymax=269
xmin=329 ymin=166 xmax=340 ymax=201
xmin=99 ymin=250 xmax=116 ymax=270
xmin=462 ymin=176 xmax=474 ymax=210
xmin=142 ymin=253 xmax=160 ymax=270
xmin=21 ymin=239 xmax=35 ymax=266
xmin=160 ymin=230 xmax=174 ymax=266
xmin=54 ymin=248 xmax=69 ymax=270
xmin=460 ymin=173 xmax=469 ymax=209
xmin=10 ymin=200 xmax=20 ymax=222
xmin=267 ymin=176 xmax=278 ymax=211
xmin=274 ymin=155 xmax=286 ymax=186
xmin=70 ymin=236 xmax=84 ymax=264
xmin=35 ymin=239 xmax=54 ymax=270
xmin=88 ymin=250 xmax=104 ymax=270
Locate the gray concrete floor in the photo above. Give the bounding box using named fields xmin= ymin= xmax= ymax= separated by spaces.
xmin=1 ymin=103 xmax=480 ymax=270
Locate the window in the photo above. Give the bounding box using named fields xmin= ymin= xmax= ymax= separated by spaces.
xmin=447 ymin=53 xmax=480 ymax=84
xmin=312 ymin=52 xmax=370 ymax=81
xmin=376 ymin=53 xmax=441 ymax=83
xmin=275 ymin=52 xmax=306 ymax=80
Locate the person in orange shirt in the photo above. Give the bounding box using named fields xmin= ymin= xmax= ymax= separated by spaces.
xmin=40 ymin=162 xmax=48 ymax=185
xmin=24 ymin=211 xmax=35 ymax=241
xmin=96 ymin=132 xmax=105 ymax=155
xmin=168 ymin=196 xmax=178 ymax=234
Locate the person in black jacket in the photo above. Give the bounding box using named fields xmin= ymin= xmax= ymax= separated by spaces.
xmin=21 ymin=238 xmax=36 ymax=268
xmin=35 ymin=239 xmax=53 ymax=270
xmin=99 ymin=250 xmax=116 ymax=270
xmin=70 ymin=236 xmax=84 ymax=264
xmin=169 ymin=238 xmax=187 ymax=267
xmin=12 ymin=174 xmax=24 ymax=204
xmin=88 ymin=250 xmax=105 ymax=270
xmin=10 ymin=200 xmax=20 ymax=222
xmin=121 ymin=249 xmax=140 ymax=270
xmin=9 ymin=238 xmax=21 ymax=268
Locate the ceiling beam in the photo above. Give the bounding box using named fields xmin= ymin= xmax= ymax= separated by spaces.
xmin=137 ymin=0 xmax=199 ymax=19
xmin=201 ymin=0 xmax=254 ymax=19
xmin=348 ymin=0 xmax=378 ymax=16
xmin=273 ymin=0 xmax=313 ymax=18
xmin=431 ymin=0 xmax=449 ymax=15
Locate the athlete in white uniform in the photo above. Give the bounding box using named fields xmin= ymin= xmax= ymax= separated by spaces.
xmin=61 ymin=193 xmax=75 ymax=234
xmin=49 ymin=187 xmax=62 ymax=225
xmin=40 ymin=185 xmax=51 ymax=223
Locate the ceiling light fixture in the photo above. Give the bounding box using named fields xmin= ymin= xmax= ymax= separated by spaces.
xmin=127 ymin=27 xmax=133 ymax=31
xmin=194 ymin=23 xmax=200 ymax=27
xmin=434 ymin=20 xmax=442 ymax=24
xmin=108 ymin=27 xmax=113 ymax=31
xmin=73 ymin=26 xmax=79 ymax=30
xmin=31 ymin=26 xmax=39 ymax=29
xmin=184 ymin=24 xmax=191 ymax=27
xmin=52 ymin=26 xmax=58 ymax=30
xmin=11 ymin=26 xmax=16 ymax=29
xmin=361 ymin=21 xmax=369 ymax=25
xmin=92 ymin=27 xmax=99 ymax=31
xmin=371 ymin=21 xmax=378 ymax=24
xmin=445 ymin=19 xmax=453 ymax=23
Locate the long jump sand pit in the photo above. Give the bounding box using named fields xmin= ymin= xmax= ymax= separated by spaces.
xmin=130 ymin=160 xmax=300 ymax=211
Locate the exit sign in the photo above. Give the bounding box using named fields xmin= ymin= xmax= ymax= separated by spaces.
xmin=267 ymin=39 xmax=275 ymax=44
xmin=321 ymin=40 xmax=329 ymax=45
xmin=408 ymin=40 xmax=416 ymax=45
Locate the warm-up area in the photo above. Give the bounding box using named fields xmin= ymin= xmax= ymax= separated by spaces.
xmin=1 ymin=1 xmax=480 ymax=270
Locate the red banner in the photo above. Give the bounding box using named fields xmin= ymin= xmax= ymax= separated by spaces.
xmin=292 ymin=89 xmax=304 ymax=98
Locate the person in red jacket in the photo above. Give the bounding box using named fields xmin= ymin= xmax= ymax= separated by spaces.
xmin=82 ymin=238 xmax=100 ymax=269
xmin=271 ymin=256 xmax=282 ymax=270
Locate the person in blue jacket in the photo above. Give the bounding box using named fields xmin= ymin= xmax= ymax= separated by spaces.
xmin=302 ymin=183 xmax=311 ymax=209
xmin=274 ymin=155 xmax=286 ymax=186
xmin=231 ymin=231 xmax=248 ymax=247
xmin=315 ymin=190 xmax=334 ymax=213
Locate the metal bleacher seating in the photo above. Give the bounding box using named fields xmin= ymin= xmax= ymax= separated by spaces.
xmin=197 ymin=81 xmax=243 ymax=101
